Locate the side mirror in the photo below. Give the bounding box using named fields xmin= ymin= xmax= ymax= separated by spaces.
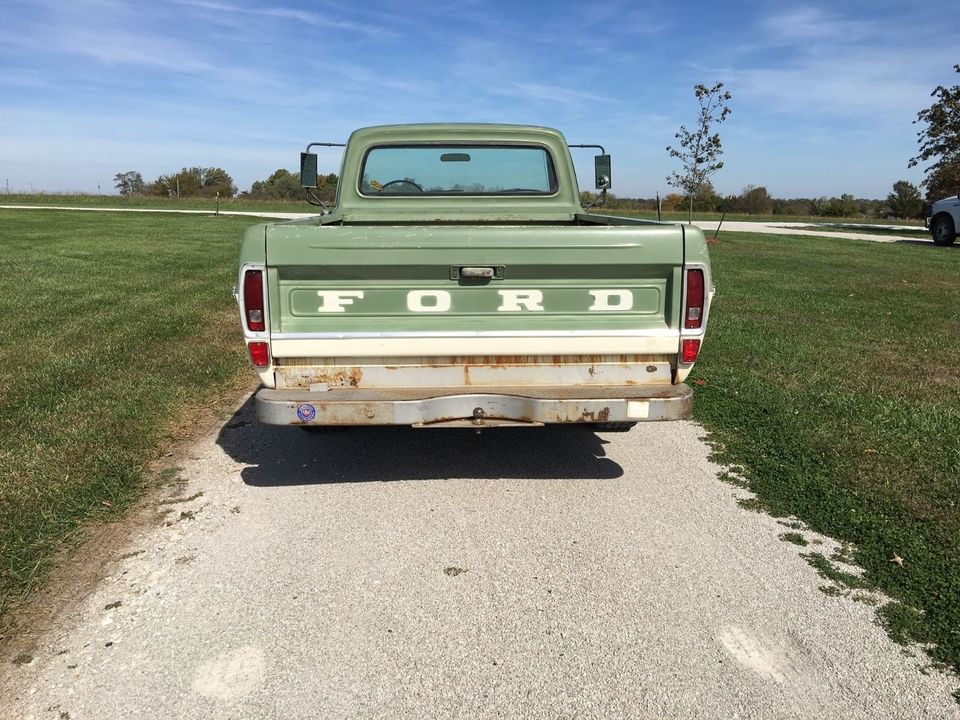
xmin=300 ymin=152 xmax=318 ymax=188
xmin=595 ymin=154 xmax=612 ymax=190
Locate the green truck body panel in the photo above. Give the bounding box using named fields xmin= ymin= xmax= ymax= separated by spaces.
xmin=262 ymin=224 xmax=684 ymax=334
xmin=237 ymin=123 xmax=712 ymax=428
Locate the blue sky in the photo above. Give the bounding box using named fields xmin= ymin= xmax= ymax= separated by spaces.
xmin=0 ymin=0 xmax=955 ymax=198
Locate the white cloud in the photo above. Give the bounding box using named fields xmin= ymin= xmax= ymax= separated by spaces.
xmin=58 ymin=28 xmax=215 ymax=72
xmin=502 ymin=83 xmax=611 ymax=107
xmin=706 ymin=6 xmax=954 ymax=119
xmin=726 ymin=43 xmax=953 ymax=121
xmin=172 ymin=0 xmax=397 ymax=38
xmin=757 ymin=6 xmax=871 ymax=43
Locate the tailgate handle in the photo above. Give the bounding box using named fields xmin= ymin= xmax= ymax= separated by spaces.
xmin=452 ymin=266 xmax=505 ymax=280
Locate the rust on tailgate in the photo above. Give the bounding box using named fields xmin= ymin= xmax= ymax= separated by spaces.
xmin=274 ymin=354 xmax=674 ymax=390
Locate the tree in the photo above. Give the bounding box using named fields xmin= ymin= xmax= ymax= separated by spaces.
xmin=921 ymin=161 xmax=960 ymax=202
xmin=737 ymin=185 xmax=773 ymax=215
xmin=834 ymin=193 xmax=859 ymax=217
xmin=247 ymin=169 xmax=339 ymax=203
xmin=315 ymin=172 xmax=339 ymax=203
xmin=810 ymin=194 xmax=859 ymax=217
xmin=113 ymin=170 xmax=145 ymax=196
xmin=170 ymin=168 xmax=202 ymax=197
xmin=146 ymin=167 xmax=237 ymax=198
xmin=692 ymin=179 xmax=720 ymax=212
xmin=909 ymin=64 xmax=960 ymax=199
xmin=248 ymin=169 xmax=301 ymax=199
xmin=145 ymin=177 xmax=172 ymax=197
xmin=666 ymin=82 xmax=732 ymax=222
xmin=199 ymin=167 xmax=236 ymax=198
xmin=886 ymin=180 xmax=923 ymax=219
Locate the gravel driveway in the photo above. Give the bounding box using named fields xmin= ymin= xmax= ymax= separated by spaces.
xmin=3 ymin=396 xmax=957 ymax=719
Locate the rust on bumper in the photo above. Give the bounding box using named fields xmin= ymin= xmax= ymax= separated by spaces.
xmin=256 ymin=384 xmax=693 ymax=428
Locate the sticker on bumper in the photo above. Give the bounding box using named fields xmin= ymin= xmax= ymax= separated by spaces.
xmin=296 ymin=404 xmax=317 ymax=422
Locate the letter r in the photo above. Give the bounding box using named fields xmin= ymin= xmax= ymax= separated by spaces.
xmin=497 ymin=290 xmax=544 ymax=312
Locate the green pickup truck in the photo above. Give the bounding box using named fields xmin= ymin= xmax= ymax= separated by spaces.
xmin=235 ymin=124 xmax=712 ymax=430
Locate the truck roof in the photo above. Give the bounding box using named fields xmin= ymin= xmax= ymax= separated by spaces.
xmin=347 ymin=123 xmax=568 ymax=144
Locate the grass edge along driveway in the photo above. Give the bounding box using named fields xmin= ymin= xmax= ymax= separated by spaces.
xmin=0 ymin=210 xmax=252 ymax=622
xmin=692 ymin=231 xmax=960 ymax=688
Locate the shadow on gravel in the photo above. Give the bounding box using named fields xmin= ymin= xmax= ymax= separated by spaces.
xmin=217 ymin=396 xmax=624 ymax=486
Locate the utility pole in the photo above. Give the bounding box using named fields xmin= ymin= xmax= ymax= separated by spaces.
xmin=176 ymin=178 xmax=180 ymax=199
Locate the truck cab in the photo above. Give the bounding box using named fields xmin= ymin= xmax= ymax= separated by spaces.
xmin=236 ymin=124 xmax=712 ymax=429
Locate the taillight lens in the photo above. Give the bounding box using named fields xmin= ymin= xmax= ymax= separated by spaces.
xmin=684 ymin=269 xmax=705 ymax=329
xmin=248 ymin=341 xmax=270 ymax=367
xmin=681 ymin=338 xmax=701 ymax=364
xmin=243 ymin=270 xmax=265 ymax=332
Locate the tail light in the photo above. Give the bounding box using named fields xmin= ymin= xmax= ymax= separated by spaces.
xmin=243 ymin=269 xmax=265 ymax=332
xmin=681 ymin=339 xmax=701 ymax=364
xmin=684 ymin=268 xmax=705 ymax=329
xmin=248 ymin=341 xmax=270 ymax=367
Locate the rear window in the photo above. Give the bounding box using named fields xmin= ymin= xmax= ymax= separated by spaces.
xmin=359 ymin=145 xmax=558 ymax=196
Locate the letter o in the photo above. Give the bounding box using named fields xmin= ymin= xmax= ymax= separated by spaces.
xmin=407 ymin=290 xmax=451 ymax=312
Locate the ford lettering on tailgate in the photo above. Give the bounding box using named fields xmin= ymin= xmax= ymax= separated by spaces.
xmin=292 ymin=288 xmax=663 ymax=315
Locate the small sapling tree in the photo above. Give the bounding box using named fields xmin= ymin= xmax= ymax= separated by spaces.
xmin=667 ymin=82 xmax=732 ymax=223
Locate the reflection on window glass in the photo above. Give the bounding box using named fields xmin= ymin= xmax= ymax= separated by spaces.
xmin=360 ymin=146 xmax=557 ymax=195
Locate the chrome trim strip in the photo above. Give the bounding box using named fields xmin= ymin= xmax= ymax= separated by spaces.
xmin=270 ymin=328 xmax=680 ymax=340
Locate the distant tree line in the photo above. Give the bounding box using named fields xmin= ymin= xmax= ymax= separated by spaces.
xmin=246 ymin=169 xmax=338 ymax=203
xmin=114 ymin=167 xmax=237 ymax=198
xmin=113 ymin=167 xmax=338 ymax=203
xmin=116 ymin=165 xmax=926 ymax=219
xmin=581 ymin=178 xmax=928 ymax=219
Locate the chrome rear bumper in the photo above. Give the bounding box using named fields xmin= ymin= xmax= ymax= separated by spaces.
xmin=256 ymin=384 xmax=693 ymax=428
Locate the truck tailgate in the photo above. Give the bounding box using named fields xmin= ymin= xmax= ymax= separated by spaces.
xmin=263 ymin=223 xmax=684 ymax=359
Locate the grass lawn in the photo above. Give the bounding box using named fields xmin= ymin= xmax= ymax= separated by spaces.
xmin=0 ymin=210 xmax=253 ymax=616
xmin=694 ymin=231 xmax=960 ymax=678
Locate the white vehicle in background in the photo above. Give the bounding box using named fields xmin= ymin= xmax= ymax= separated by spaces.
xmin=926 ymin=194 xmax=959 ymax=246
